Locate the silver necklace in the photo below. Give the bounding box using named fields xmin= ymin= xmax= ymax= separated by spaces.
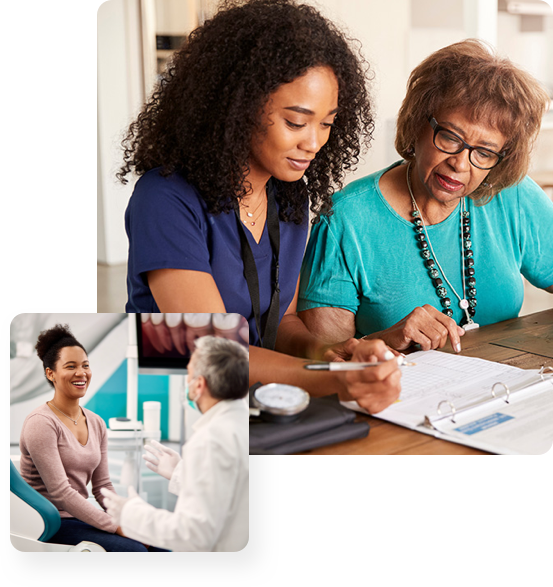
xmin=49 ymin=401 xmax=81 ymax=425
xmin=406 ymin=162 xmax=478 ymax=328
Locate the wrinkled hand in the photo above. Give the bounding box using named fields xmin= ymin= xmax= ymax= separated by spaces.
xmin=337 ymin=339 xmax=402 ymax=414
xmin=143 ymin=439 xmax=181 ymax=480
xmin=320 ymin=337 xmax=360 ymax=362
xmin=367 ymin=305 xmax=465 ymax=353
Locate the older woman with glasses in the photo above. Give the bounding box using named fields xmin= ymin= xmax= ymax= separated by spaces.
xmin=297 ymin=39 xmax=553 ymax=353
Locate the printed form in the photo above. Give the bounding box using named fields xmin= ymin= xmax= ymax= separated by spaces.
xmin=341 ymin=350 xmax=553 ymax=454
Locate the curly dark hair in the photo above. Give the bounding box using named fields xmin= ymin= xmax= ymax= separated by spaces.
xmin=117 ymin=0 xmax=374 ymax=223
xmin=35 ymin=324 xmax=87 ymax=388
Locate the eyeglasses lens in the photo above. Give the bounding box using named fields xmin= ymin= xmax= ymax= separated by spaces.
xmin=434 ymin=129 xmax=499 ymax=170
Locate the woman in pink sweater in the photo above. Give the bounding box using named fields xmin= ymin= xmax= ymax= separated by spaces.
xmin=19 ymin=324 xmax=155 ymax=552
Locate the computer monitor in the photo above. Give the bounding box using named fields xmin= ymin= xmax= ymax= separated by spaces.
xmin=136 ymin=313 xmax=248 ymax=375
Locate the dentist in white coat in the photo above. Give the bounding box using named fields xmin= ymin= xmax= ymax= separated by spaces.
xmin=102 ymin=336 xmax=249 ymax=551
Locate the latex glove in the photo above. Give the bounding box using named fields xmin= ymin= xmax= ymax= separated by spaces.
xmin=101 ymin=486 xmax=138 ymax=526
xmin=143 ymin=439 xmax=181 ymax=480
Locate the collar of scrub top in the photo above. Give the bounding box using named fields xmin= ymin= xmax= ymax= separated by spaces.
xmin=233 ymin=180 xmax=281 ymax=350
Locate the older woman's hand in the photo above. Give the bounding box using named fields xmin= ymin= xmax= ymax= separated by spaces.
xmin=320 ymin=337 xmax=360 ymax=362
xmin=366 ymin=305 xmax=465 ymax=353
xmin=337 ymin=339 xmax=402 ymax=414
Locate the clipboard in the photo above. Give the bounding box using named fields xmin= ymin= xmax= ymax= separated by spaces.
xmin=423 ymin=365 xmax=553 ymax=426
xmin=341 ymin=351 xmax=553 ymax=455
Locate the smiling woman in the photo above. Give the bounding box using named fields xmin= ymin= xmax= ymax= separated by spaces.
xmin=18 ymin=324 xmax=158 ymax=551
xmin=118 ymin=0 xmax=405 ymax=416
xmin=121 ymin=0 xmax=373 ymax=333
xmin=234 ymin=64 xmax=339 ymax=245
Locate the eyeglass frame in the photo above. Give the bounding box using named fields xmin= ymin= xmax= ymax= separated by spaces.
xmin=427 ymin=115 xmax=506 ymax=170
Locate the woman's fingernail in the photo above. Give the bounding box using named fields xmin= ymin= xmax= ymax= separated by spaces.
xmin=455 ymin=343 xmax=461 ymax=352
xmin=384 ymin=350 xmax=395 ymax=361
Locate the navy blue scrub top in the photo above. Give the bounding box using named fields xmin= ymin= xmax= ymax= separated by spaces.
xmin=125 ymin=169 xmax=309 ymax=346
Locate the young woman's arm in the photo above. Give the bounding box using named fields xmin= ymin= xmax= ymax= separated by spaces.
xmin=250 ymin=339 xmax=401 ymax=414
xmin=275 ymin=277 xmax=358 ymax=361
xmin=148 ymin=269 xmax=226 ymax=312
xmin=149 ymin=271 xmax=401 ymax=412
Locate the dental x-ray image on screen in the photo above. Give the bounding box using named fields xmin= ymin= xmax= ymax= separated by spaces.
xmin=136 ymin=313 xmax=248 ymax=374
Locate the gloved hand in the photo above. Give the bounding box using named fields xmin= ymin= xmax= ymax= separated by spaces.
xmin=101 ymin=486 xmax=139 ymax=526
xmin=143 ymin=439 xmax=181 ymax=480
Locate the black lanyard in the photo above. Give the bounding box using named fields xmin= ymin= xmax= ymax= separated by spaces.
xmin=234 ymin=185 xmax=280 ymax=350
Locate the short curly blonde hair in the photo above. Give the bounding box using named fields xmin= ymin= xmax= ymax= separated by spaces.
xmin=395 ymin=39 xmax=550 ymax=203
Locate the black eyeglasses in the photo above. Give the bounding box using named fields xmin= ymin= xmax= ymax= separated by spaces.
xmin=428 ymin=116 xmax=505 ymax=170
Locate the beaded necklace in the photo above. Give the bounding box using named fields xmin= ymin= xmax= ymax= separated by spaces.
xmin=406 ymin=162 xmax=478 ymax=329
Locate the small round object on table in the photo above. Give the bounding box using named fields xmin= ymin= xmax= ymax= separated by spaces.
xmin=253 ymin=384 xmax=310 ymax=423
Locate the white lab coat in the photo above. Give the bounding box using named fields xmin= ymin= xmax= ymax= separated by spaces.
xmin=120 ymin=399 xmax=249 ymax=551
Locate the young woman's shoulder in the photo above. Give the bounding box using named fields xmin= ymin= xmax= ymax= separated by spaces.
xmin=131 ymin=167 xmax=205 ymax=207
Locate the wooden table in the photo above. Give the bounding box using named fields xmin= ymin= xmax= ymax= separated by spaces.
xmin=298 ymin=309 xmax=553 ymax=455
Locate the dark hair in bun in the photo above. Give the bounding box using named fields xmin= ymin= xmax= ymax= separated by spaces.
xmin=35 ymin=324 xmax=87 ymax=387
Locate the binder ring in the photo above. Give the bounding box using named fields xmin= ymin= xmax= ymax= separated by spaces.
xmin=539 ymin=366 xmax=553 ymax=386
xmin=491 ymin=382 xmax=510 ymax=403
xmin=437 ymin=400 xmax=456 ymax=423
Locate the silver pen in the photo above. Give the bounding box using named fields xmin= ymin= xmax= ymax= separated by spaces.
xmin=304 ymin=355 xmax=415 ymax=371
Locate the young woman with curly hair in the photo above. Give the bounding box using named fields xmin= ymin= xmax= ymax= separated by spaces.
xmin=121 ymin=0 xmax=402 ymax=413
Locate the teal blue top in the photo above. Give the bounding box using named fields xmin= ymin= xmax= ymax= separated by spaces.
xmin=298 ymin=161 xmax=553 ymax=336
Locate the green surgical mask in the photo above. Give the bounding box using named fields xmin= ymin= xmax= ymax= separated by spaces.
xmin=185 ymin=378 xmax=200 ymax=412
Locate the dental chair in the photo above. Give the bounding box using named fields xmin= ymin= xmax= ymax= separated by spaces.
xmin=10 ymin=457 xmax=106 ymax=552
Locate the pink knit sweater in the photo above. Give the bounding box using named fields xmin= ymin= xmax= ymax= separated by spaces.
xmin=20 ymin=403 xmax=118 ymax=533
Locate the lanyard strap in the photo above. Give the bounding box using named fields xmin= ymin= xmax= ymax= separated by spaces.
xmin=234 ymin=185 xmax=281 ymax=350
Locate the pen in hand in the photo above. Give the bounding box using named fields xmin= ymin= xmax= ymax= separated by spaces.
xmin=304 ymin=351 xmax=416 ymax=371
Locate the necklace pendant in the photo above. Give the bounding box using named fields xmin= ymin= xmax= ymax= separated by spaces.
xmin=243 ymin=220 xmax=248 ymax=225
xmin=74 ymin=421 xmax=78 ymax=425
xmin=463 ymin=321 xmax=480 ymax=331
xmin=247 ymin=212 xmax=253 ymax=217
xmin=250 ymin=221 xmax=255 ymax=226
xmin=459 ymin=299 xmax=469 ymax=309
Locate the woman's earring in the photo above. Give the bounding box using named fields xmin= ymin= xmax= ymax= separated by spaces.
xmin=406 ymin=146 xmax=415 ymax=157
